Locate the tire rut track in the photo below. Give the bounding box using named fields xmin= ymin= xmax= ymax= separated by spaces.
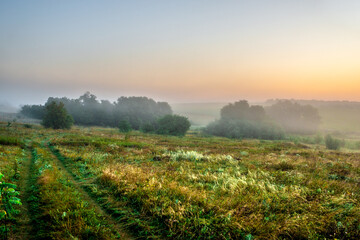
xmin=10 ymin=146 xmax=33 ymax=240
xmin=45 ymin=144 xmax=134 ymax=240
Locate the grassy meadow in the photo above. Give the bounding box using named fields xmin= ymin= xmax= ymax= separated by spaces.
xmin=1 ymin=122 xmax=360 ymax=239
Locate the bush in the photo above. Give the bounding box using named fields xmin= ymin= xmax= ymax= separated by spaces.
xmin=325 ymin=134 xmax=341 ymax=150
xmin=314 ymin=134 xmax=323 ymax=144
xmin=23 ymin=124 xmax=32 ymax=129
xmin=118 ymin=120 xmax=132 ymax=133
xmin=141 ymin=122 xmax=156 ymax=133
xmin=42 ymin=101 xmax=73 ymax=129
xmin=204 ymin=119 xmax=284 ymax=140
xmin=155 ymin=115 xmax=191 ymax=136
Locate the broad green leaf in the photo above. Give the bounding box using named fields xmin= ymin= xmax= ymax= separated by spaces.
xmin=10 ymin=199 xmax=22 ymax=205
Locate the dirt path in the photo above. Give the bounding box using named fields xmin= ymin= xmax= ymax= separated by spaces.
xmin=46 ymin=145 xmax=134 ymax=240
xmin=10 ymin=147 xmax=33 ymax=240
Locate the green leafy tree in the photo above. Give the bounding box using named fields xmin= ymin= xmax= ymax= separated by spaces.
xmin=156 ymin=115 xmax=191 ymax=136
xmin=42 ymin=101 xmax=73 ymax=129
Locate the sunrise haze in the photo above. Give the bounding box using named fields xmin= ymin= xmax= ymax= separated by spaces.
xmin=1 ymin=0 xmax=360 ymax=106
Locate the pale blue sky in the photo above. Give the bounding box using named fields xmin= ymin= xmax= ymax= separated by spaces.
xmin=1 ymin=1 xmax=360 ymax=106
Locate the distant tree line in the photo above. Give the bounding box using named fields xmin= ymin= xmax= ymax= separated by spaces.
xmin=20 ymin=92 xmax=173 ymax=129
xmin=265 ymin=100 xmax=321 ymax=134
xmin=204 ymin=100 xmax=321 ymax=140
xmin=204 ymin=100 xmax=284 ymax=140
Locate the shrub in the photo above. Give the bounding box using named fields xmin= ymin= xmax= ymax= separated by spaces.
xmin=325 ymin=134 xmax=341 ymax=150
xmin=314 ymin=134 xmax=323 ymax=144
xmin=155 ymin=115 xmax=191 ymax=136
xmin=118 ymin=120 xmax=132 ymax=133
xmin=141 ymin=122 xmax=157 ymax=133
xmin=204 ymin=119 xmax=284 ymax=140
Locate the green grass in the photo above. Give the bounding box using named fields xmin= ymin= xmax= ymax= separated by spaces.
xmin=28 ymin=146 xmax=117 ymax=239
xmin=1 ymin=125 xmax=360 ymax=239
xmin=0 ymin=136 xmax=24 ymax=147
xmin=51 ymin=128 xmax=360 ymax=239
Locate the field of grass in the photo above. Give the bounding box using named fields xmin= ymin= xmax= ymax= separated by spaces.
xmin=1 ymin=123 xmax=360 ymax=239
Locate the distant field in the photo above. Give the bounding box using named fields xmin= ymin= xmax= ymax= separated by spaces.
xmin=0 ymin=111 xmax=41 ymax=125
xmin=1 ymin=123 xmax=359 ymax=239
xmin=318 ymin=106 xmax=360 ymax=134
xmin=171 ymin=103 xmax=225 ymax=128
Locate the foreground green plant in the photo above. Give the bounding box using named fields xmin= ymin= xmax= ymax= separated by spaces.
xmin=0 ymin=172 xmax=22 ymax=239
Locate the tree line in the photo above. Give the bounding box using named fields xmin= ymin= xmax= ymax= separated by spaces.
xmin=21 ymin=92 xmax=172 ymax=128
xmin=21 ymin=92 xmax=190 ymax=136
xmin=204 ymin=100 xmax=321 ymax=140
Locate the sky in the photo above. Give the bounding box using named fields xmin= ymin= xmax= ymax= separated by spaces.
xmin=1 ymin=0 xmax=360 ymax=106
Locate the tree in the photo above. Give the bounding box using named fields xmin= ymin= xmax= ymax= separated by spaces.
xmin=156 ymin=115 xmax=191 ymax=136
xmin=42 ymin=101 xmax=73 ymax=129
xmin=20 ymin=104 xmax=45 ymax=119
xmin=220 ymin=100 xmax=266 ymax=122
xmin=114 ymin=96 xmax=172 ymax=129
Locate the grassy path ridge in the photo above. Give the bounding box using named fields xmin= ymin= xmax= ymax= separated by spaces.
xmin=8 ymin=145 xmax=33 ymax=240
xmin=46 ymin=142 xmax=134 ymax=240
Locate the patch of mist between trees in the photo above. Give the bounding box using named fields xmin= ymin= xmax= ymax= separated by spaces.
xmin=0 ymin=102 xmax=19 ymax=113
xmin=0 ymin=112 xmax=41 ymax=125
